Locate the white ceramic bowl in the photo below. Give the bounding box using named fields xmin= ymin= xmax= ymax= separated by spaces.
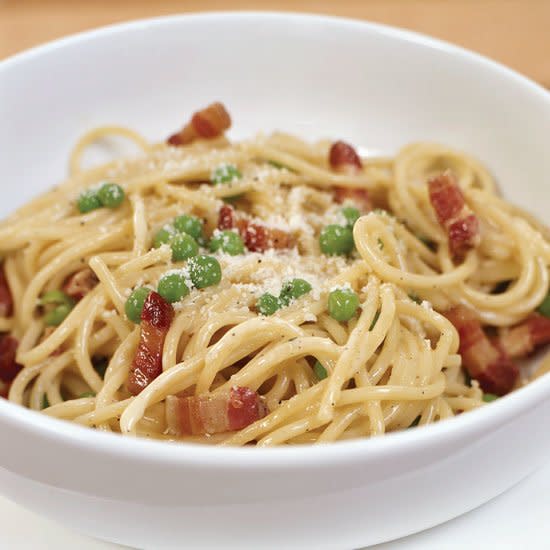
xmin=1 ymin=12 xmax=550 ymax=550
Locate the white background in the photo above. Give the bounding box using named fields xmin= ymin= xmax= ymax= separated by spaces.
xmin=1 ymin=459 xmax=548 ymax=549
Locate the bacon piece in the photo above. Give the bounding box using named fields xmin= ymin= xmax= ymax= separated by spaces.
xmin=329 ymin=142 xmax=370 ymax=212
xmin=429 ymin=173 xmax=464 ymax=225
xmin=0 ymin=265 xmax=13 ymax=317
xmin=428 ymin=171 xmax=480 ymax=257
xmin=497 ymin=313 xmax=550 ymax=359
xmin=445 ymin=305 xmax=518 ymax=395
xmin=329 ymin=141 xmax=362 ymax=174
xmin=218 ymin=204 xmax=236 ymax=231
xmin=244 ymin=223 xmax=293 ymax=252
xmin=447 ymin=214 xmax=479 ymax=257
xmin=127 ymin=292 xmax=174 ymax=396
xmin=62 ymin=268 xmax=98 ymax=301
xmin=217 ymin=205 xmax=294 ymax=252
xmin=166 ymin=386 xmax=268 ymax=435
xmin=0 ymin=335 xmax=22 ymax=384
xmin=167 ymin=102 xmax=231 ymax=146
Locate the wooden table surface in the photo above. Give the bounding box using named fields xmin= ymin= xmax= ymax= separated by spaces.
xmin=1 ymin=0 xmax=549 ymax=88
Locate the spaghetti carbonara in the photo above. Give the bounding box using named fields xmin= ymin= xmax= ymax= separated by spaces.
xmin=1 ymin=102 xmax=549 ymax=446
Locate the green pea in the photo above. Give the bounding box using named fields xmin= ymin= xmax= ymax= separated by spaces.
xmin=41 ymin=394 xmax=50 ymax=410
xmin=537 ymin=293 xmax=550 ymax=318
xmin=44 ymin=303 xmax=73 ymax=326
xmin=483 ymin=393 xmax=498 ymax=403
xmin=188 ymin=255 xmax=222 ymax=289
xmin=319 ymin=224 xmax=354 ymax=256
xmin=77 ymin=189 xmax=102 ymax=213
xmin=327 ymin=288 xmax=360 ymax=322
xmin=173 ymin=214 xmax=204 ymax=241
xmin=79 ymin=391 xmax=96 ymax=398
xmin=211 ymin=164 xmax=242 ymax=185
xmin=125 ymin=287 xmax=150 ymax=323
xmin=341 ymin=206 xmax=360 ymax=228
xmin=98 ymin=182 xmax=125 ymax=208
xmin=157 ymin=272 xmax=190 ymax=303
xmin=209 ymin=230 xmax=245 ymax=256
xmin=39 ymin=290 xmax=74 ymax=308
xmin=279 ymin=278 xmax=312 ymax=306
xmin=257 ymin=293 xmax=280 ymax=316
xmin=92 ymin=356 xmax=109 ymax=379
xmin=313 ymin=360 xmax=328 ymax=380
xmin=153 ymin=226 xmax=176 ymax=248
xmin=171 ymin=233 xmax=199 ymax=262
xmin=39 ymin=290 xmax=67 ymax=305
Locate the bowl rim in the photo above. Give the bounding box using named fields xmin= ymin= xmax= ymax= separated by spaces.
xmin=1 ymin=11 xmax=550 ymax=469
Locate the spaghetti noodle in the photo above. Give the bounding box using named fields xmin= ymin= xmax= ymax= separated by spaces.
xmin=1 ymin=102 xmax=549 ymax=446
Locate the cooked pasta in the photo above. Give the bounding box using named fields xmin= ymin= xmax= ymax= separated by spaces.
xmin=1 ymin=102 xmax=549 ymax=446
